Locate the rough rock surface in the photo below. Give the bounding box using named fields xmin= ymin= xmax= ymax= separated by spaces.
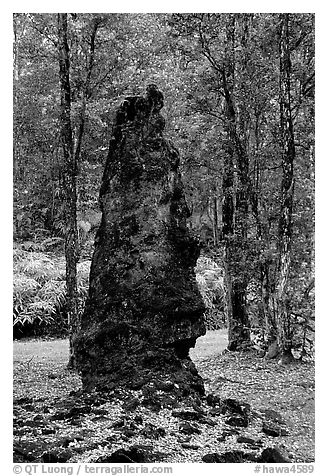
xmin=258 ymin=446 xmax=291 ymax=463
xmin=74 ymin=85 xmax=206 ymax=399
xmin=202 ymin=450 xmax=257 ymax=463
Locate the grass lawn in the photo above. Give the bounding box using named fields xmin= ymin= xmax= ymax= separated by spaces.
xmin=13 ymin=330 xmax=314 ymax=463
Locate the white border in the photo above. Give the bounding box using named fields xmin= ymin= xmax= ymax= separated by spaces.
xmin=2 ymin=4 xmax=326 ymax=474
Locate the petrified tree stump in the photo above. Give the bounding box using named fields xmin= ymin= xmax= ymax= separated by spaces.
xmin=74 ymin=85 xmax=206 ymax=399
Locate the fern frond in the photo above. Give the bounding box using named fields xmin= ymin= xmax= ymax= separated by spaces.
xmin=13 ymin=274 xmax=40 ymax=295
xmin=38 ymin=280 xmax=67 ymax=307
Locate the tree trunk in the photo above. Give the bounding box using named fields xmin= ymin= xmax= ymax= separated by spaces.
xmin=73 ymin=17 xmax=100 ymax=172
xmin=212 ymin=194 xmax=219 ymax=246
xmin=221 ymin=15 xmax=251 ymax=350
xmin=13 ymin=14 xmax=22 ymax=182
xmin=222 ymin=145 xmax=234 ymax=344
xmin=57 ymin=13 xmax=79 ymax=369
xmin=269 ymin=14 xmax=296 ymax=363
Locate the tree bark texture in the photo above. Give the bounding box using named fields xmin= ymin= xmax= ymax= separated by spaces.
xmin=212 ymin=194 xmax=219 ymax=246
xmin=73 ymin=17 xmax=101 ymax=169
xmin=221 ymin=15 xmax=251 ymax=350
xmin=57 ymin=13 xmax=79 ymax=368
xmin=275 ymin=13 xmax=296 ymax=361
xmin=74 ymin=85 xmax=206 ymax=400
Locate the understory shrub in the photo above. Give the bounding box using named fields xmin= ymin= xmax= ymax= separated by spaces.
xmin=13 ymin=247 xmax=91 ymax=338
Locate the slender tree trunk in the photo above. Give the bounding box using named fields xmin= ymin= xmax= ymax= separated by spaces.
xmin=73 ymin=17 xmax=100 ymax=168
xmin=13 ymin=14 xmax=21 ymax=181
xmin=251 ymin=105 xmax=278 ymax=351
xmin=270 ymin=14 xmax=296 ymax=363
xmin=212 ymin=193 xmax=219 ymax=246
xmin=221 ymin=15 xmax=251 ymax=350
xmin=222 ymin=134 xmax=234 ymax=343
xmin=73 ymin=17 xmax=100 ymax=258
xmin=13 ymin=15 xmax=20 ymax=238
xmin=222 ymin=123 xmax=251 ymax=350
xmin=57 ymin=13 xmax=79 ymax=369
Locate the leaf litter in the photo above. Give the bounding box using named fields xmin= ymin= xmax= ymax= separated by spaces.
xmin=13 ymin=334 xmax=314 ymax=463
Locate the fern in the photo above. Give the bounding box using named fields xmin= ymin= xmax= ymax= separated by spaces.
xmin=13 ymin=249 xmax=91 ymax=332
xmin=40 ymin=236 xmax=65 ymax=251
xmin=14 ymin=274 xmax=40 ymax=295
xmin=13 ymin=248 xmax=29 ymax=263
xmin=38 ymin=280 xmax=67 ymax=307
xmin=28 ymin=300 xmax=56 ymax=315
xmin=14 ymin=308 xmax=54 ymax=327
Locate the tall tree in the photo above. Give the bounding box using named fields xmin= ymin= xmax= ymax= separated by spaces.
xmin=57 ymin=13 xmax=79 ymax=368
xmin=70 ymin=15 xmax=103 ymax=171
xmin=274 ymin=13 xmax=296 ymax=362
xmin=170 ymin=14 xmax=252 ymax=349
xmin=220 ymin=14 xmax=251 ymax=350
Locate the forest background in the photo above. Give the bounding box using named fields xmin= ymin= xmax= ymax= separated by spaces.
xmin=11 ymin=10 xmax=316 ymax=360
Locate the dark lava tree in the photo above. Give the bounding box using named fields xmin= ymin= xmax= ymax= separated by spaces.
xmin=74 ymin=85 xmax=206 ymax=399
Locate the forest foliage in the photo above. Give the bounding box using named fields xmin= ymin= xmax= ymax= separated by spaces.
xmin=13 ymin=247 xmax=90 ymax=337
xmin=13 ymin=13 xmax=314 ymax=358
